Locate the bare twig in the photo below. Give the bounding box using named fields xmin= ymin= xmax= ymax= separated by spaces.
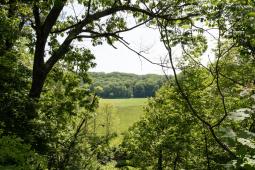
xmin=86 ymin=0 xmax=92 ymax=17
xmin=189 ymin=23 xmax=218 ymax=40
xmin=181 ymin=44 xmax=212 ymax=73
xmin=71 ymin=3 xmax=79 ymax=23
xmin=117 ymin=37 xmax=173 ymax=69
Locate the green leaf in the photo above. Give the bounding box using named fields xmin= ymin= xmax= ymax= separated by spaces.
xmin=247 ymin=12 xmax=255 ymax=17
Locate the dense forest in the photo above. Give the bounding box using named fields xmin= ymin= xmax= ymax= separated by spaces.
xmin=89 ymin=72 xmax=164 ymax=98
xmin=1 ymin=0 xmax=255 ymax=170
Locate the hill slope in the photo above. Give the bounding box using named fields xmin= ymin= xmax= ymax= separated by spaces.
xmin=89 ymin=72 xmax=164 ymax=98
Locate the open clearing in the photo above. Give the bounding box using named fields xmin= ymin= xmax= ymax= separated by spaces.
xmin=96 ymin=98 xmax=147 ymax=135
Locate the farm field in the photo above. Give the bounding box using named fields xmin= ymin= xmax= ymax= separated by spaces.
xmin=95 ymin=98 xmax=147 ymax=135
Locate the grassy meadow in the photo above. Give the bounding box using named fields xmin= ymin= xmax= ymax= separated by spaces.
xmin=93 ymin=98 xmax=148 ymax=169
xmin=93 ymin=98 xmax=147 ymax=137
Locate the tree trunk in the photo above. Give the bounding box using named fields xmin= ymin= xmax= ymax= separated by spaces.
xmin=29 ymin=68 xmax=47 ymax=98
xmin=29 ymin=40 xmax=48 ymax=99
xmin=28 ymin=2 xmax=66 ymax=99
xmin=157 ymin=149 xmax=163 ymax=170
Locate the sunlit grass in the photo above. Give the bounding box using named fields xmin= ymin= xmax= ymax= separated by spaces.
xmin=98 ymin=98 xmax=147 ymax=133
xmin=92 ymin=98 xmax=147 ymax=147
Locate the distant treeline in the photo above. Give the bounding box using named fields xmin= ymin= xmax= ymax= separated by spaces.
xmin=89 ymin=72 xmax=165 ymax=98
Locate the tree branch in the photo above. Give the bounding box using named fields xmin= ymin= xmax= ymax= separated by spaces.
xmin=86 ymin=0 xmax=92 ymax=17
xmin=32 ymin=4 xmax=41 ymax=31
xmin=51 ymin=22 xmax=81 ymax=34
xmin=211 ymin=28 xmax=234 ymax=128
xmin=42 ymin=1 xmax=67 ymax=38
xmin=157 ymin=20 xmax=236 ymax=158
xmin=80 ymin=17 xmax=152 ymax=37
xmin=203 ymin=125 xmax=211 ymax=170
xmin=38 ymin=3 xmax=199 ymax=97
xmin=117 ymin=37 xmax=172 ymax=69
xmin=59 ymin=94 xmax=97 ymax=169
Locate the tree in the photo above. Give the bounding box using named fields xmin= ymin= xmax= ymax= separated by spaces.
xmin=120 ymin=63 xmax=254 ymax=168
xmin=133 ymin=81 xmax=145 ymax=97
xmin=0 ymin=0 xmax=201 ymax=99
xmin=118 ymin=1 xmax=255 ymax=166
xmin=89 ymin=72 xmax=164 ymax=98
xmin=121 ymin=85 xmax=201 ymax=169
xmin=0 ymin=14 xmax=99 ymax=168
xmin=149 ymin=0 xmax=255 ymax=167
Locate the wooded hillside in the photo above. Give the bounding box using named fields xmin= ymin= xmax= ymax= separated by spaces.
xmin=89 ymin=72 xmax=164 ymax=98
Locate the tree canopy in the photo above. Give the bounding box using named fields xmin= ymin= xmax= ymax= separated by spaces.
xmin=89 ymin=72 xmax=164 ymax=98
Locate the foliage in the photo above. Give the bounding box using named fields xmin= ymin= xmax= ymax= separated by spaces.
xmin=1 ymin=0 xmax=255 ymax=169
xmin=90 ymin=72 xmax=164 ymax=98
xmin=0 ymin=135 xmax=47 ymax=170
xmin=120 ymin=65 xmax=254 ymax=169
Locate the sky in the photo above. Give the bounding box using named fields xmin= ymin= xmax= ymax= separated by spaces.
xmin=63 ymin=3 xmax=173 ymax=75
xmin=88 ymin=25 xmax=168 ymax=75
xmin=62 ymin=3 xmax=217 ymax=75
xmin=85 ymin=24 xmax=216 ymax=75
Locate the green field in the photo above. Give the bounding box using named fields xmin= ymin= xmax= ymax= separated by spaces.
xmin=95 ymin=98 xmax=147 ymax=135
xmin=95 ymin=98 xmax=147 ymax=169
